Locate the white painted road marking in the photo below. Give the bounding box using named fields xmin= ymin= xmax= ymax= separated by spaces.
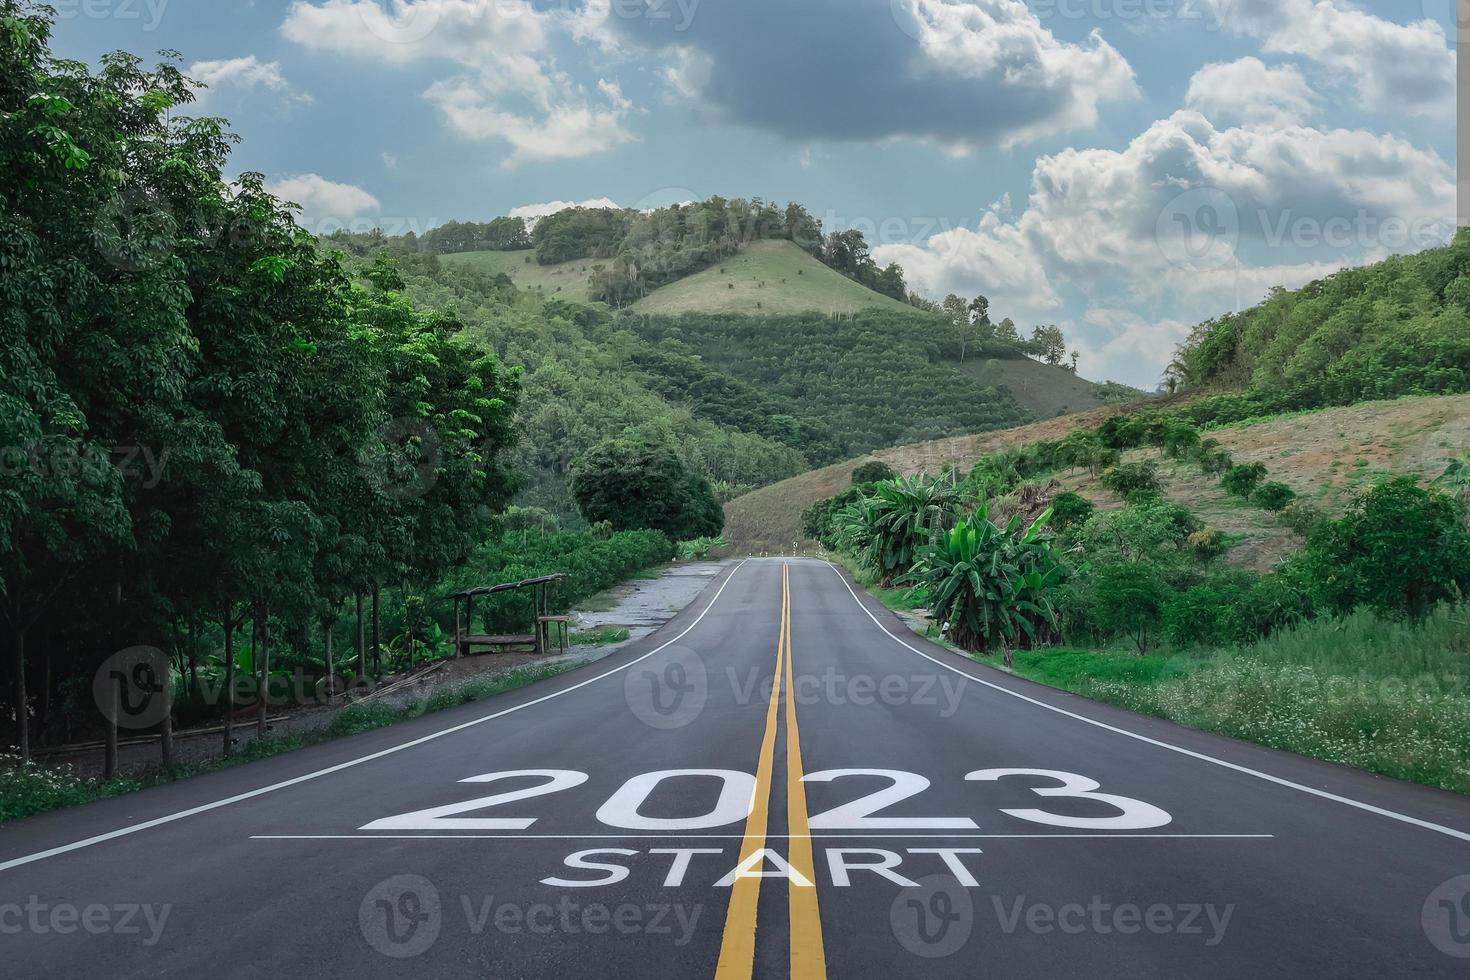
xmin=824 ymin=560 xmax=1470 ymax=845
xmin=0 ymin=562 xmax=751 ymax=874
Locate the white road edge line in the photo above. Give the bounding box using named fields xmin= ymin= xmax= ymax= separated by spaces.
xmin=824 ymin=560 xmax=1470 ymax=845
xmin=0 ymin=561 xmax=750 ymax=874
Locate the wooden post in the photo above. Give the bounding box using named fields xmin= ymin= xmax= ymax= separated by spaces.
xmin=371 ymin=584 xmax=381 ymax=678
xmin=355 ymin=590 xmax=366 ymax=678
xmin=324 ymin=620 xmax=335 ymax=697
xmin=222 ymin=606 xmax=235 ymax=758
xmin=454 ymin=597 xmax=463 ymax=659
xmin=12 ymin=624 xmax=26 ymax=761
xmin=256 ymin=608 xmax=270 ymax=738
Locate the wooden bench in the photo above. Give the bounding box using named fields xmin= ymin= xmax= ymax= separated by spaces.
xmin=450 ymin=575 xmax=568 ymax=657
xmin=459 ymin=633 xmax=540 ymax=657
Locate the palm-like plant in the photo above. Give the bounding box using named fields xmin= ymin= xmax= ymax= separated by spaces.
xmin=907 ymin=504 xmax=1070 ymax=664
xmin=844 ymin=475 xmax=971 ymax=585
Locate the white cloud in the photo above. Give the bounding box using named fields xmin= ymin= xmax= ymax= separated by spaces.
xmin=188 ymin=56 xmax=311 ymax=107
xmin=281 ymin=0 xmax=636 ymax=164
xmin=876 ymin=108 xmax=1454 ymax=386
xmin=265 ymin=174 xmax=381 ymax=230
xmin=1185 ymin=58 xmax=1317 ymax=127
xmin=1202 ymin=0 xmax=1455 ymax=118
xmin=508 ymin=198 xmax=623 ymax=228
xmin=606 ymin=0 xmax=1137 ymax=152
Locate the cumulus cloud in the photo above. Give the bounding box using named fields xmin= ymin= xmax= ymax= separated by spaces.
xmin=1202 ymin=0 xmax=1454 ymax=118
xmin=188 ymin=56 xmax=311 ymax=107
xmin=265 ymin=174 xmax=381 ymax=230
xmin=876 ymin=109 xmax=1454 ymax=385
xmin=281 ymin=0 xmax=636 ymax=164
xmin=1185 ymin=58 xmax=1317 ymax=127
xmin=606 ymin=0 xmax=1137 ymax=150
xmin=508 ymin=198 xmax=623 ymax=224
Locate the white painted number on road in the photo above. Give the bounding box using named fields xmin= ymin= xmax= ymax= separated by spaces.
xmin=361 ymin=770 xmax=589 ymax=831
xmin=965 ymin=769 xmax=1173 ymax=830
xmin=805 ymin=770 xmax=980 ymax=830
xmin=596 ymin=769 xmax=757 ymax=830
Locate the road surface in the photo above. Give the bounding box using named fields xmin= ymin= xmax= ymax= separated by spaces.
xmin=3 ymin=559 xmax=1470 ymax=977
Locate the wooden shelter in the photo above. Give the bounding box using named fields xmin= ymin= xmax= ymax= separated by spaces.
xmin=449 ymin=575 xmax=568 ymax=658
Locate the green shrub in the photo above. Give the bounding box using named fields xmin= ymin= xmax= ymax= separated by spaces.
xmin=677 ymin=536 xmax=727 ymax=560
xmin=838 ymin=474 xmax=970 ymax=585
xmin=1279 ymin=500 xmax=1323 ymax=536
xmin=800 ymin=485 xmax=867 ymax=546
xmin=1161 ymin=422 xmax=1201 ymax=459
xmin=1088 ymin=561 xmax=1169 ymax=654
xmin=907 ymin=505 xmax=1069 ymax=656
xmin=851 ymin=461 xmax=897 ymax=485
xmin=1050 ymin=492 xmax=1095 ymax=531
xmin=1221 ymin=563 xmax=1316 ymax=642
xmin=570 ymin=438 xmax=724 ymax=539
xmin=1194 ymin=439 xmax=1234 ymax=475
xmin=1303 ymin=478 xmax=1470 ymax=620
xmin=1162 ymin=571 xmax=1255 ymax=648
xmin=1252 ymin=482 xmax=1297 ymax=512
xmin=1186 ymin=528 xmax=1229 ymax=562
xmin=1101 ymin=460 xmax=1162 ymax=499
xmin=1221 ymin=463 xmax=1268 ymax=498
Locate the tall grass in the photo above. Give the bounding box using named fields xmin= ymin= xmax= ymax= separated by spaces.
xmin=1006 ymin=602 xmax=1470 ymax=795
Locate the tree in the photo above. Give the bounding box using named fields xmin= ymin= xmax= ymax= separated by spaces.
xmin=836 ymin=474 xmax=970 ymax=585
xmin=570 ymin=439 xmax=724 ymax=540
xmin=1221 ymin=463 xmax=1269 ymax=498
xmin=1303 ymin=479 xmax=1470 ymax=621
xmin=852 ymin=461 xmax=897 ymax=485
xmin=995 ymin=318 xmax=1021 ymax=344
xmin=1089 ymin=562 xmax=1168 ymax=654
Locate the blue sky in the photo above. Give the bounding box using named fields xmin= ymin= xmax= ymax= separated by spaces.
xmin=50 ymin=0 xmax=1459 ymax=387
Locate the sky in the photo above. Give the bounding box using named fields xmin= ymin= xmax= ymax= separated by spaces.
xmin=49 ymin=0 xmax=1460 ymax=388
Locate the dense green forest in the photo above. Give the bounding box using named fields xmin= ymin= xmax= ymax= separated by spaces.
xmin=1172 ymin=234 xmax=1470 ymax=410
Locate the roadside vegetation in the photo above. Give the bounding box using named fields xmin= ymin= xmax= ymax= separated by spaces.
xmin=812 ymin=231 xmax=1470 ymax=793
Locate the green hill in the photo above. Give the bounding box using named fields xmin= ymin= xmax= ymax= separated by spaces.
xmin=957 ymin=355 xmax=1109 ymax=419
xmin=628 ymin=240 xmax=914 ymax=315
xmin=439 ymin=249 xmax=597 ymax=303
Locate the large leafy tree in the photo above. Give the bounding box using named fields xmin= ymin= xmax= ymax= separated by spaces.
xmin=570 ymin=439 xmax=723 ymax=540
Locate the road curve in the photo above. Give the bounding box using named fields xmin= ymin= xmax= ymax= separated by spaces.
xmin=2 ymin=558 xmax=1469 ymax=977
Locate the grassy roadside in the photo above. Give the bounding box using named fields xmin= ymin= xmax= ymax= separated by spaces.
xmin=0 ymin=664 xmax=565 ymax=825
xmin=847 ymin=564 xmax=1470 ymax=796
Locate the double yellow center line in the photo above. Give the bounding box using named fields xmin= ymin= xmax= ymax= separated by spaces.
xmin=715 ymin=563 xmax=827 ymax=979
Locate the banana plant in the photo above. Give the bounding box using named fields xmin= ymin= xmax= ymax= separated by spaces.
xmin=907 ymin=504 xmax=1069 ymax=663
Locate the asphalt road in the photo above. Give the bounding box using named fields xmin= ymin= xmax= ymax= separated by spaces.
xmin=4 ymin=558 xmax=1470 ymax=978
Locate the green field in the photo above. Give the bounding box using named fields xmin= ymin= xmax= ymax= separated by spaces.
xmin=956 ymin=355 xmax=1107 ymax=419
xmin=439 ymin=249 xmax=599 ymax=303
xmin=630 ymin=240 xmax=914 ymax=315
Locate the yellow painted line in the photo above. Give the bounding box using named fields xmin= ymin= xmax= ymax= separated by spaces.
xmin=783 ymin=563 xmax=828 ymax=979
xmin=713 ymin=568 xmax=786 ymax=978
